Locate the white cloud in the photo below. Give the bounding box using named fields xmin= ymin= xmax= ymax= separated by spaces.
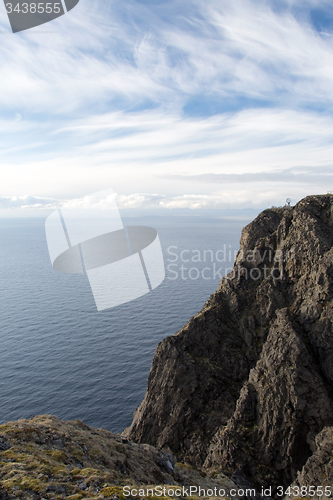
xmin=2 ymin=107 xmax=333 ymax=201
xmin=1 ymin=181 xmax=331 ymax=215
xmin=1 ymin=0 xmax=333 ymax=207
xmin=0 ymin=0 xmax=333 ymax=114
xmin=0 ymin=195 xmax=59 ymax=209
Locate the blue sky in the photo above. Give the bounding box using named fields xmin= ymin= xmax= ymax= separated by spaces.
xmin=1 ymin=0 xmax=333 ymax=212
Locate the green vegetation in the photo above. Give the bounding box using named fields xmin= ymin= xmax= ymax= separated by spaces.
xmin=0 ymin=415 xmax=235 ymax=500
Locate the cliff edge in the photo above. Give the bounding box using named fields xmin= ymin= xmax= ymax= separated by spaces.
xmin=127 ymin=194 xmax=333 ymax=491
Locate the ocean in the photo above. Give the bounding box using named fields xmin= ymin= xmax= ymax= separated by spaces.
xmin=0 ymin=214 xmax=255 ymax=433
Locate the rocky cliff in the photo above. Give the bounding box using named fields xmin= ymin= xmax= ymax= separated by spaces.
xmin=127 ymin=194 xmax=333 ymax=492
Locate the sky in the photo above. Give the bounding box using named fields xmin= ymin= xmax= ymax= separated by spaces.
xmin=1 ymin=0 xmax=333 ymax=213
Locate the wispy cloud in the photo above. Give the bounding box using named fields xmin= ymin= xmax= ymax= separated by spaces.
xmin=162 ymin=167 xmax=333 ymax=184
xmin=1 ymin=184 xmax=331 ymax=213
xmin=0 ymin=196 xmax=59 ymax=209
xmin=1 ymin=0 xmax=333 ymax=209
xmin=1 ymin=0 xmax=333 ymax=113
xmin=1 ymin=107 xmax=333 ymax=200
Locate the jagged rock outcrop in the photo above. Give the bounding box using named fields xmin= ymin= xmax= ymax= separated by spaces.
xmin=127 ymin=194 xmax=333 ymax=490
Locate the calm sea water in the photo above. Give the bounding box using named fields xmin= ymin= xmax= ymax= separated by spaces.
xmin=0 ymin=214 xmax=254 ymax=433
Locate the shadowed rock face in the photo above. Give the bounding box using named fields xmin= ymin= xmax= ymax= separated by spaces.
xmin=204 ymin=309 xmax=333 ymax=488
xmin=289 ymin=426 xmax=333 ymax=495
xmin=127 ymin=194 xmax=333 ymax=489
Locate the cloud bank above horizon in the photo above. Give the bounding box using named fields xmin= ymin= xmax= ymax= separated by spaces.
xmin=1 ymin=0 xmax=333 ymax=211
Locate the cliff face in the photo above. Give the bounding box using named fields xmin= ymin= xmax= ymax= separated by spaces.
xmin=127 ymin=194 xmax=333 ymax=490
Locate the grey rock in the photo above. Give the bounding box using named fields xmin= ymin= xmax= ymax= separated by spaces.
xmin=0 ymin=486 xmax=9 ymax=500
xmin=72 ymin=456 xmax=84 ymax=468
xmin=165 ymin=460 xmax=173 ymax=473
xmin=288 ymin=427 xmax=333 ymax=498
xmin=55 ymin=485 xmax=66 ymax=493
xmin=34 ymin=436 xmax=45 ymax=444
xmin=204 ymin=309 xmax=333 ymax=488
xmin=52 ymin=439 xmax=63 ymax=448
xmin=0 ymin=436 xmax=11 ymax=451
xmin=157 ymin=450 xmax=175 ymax=474
xmin=231 ymin=469 xmax=272 ymax=500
